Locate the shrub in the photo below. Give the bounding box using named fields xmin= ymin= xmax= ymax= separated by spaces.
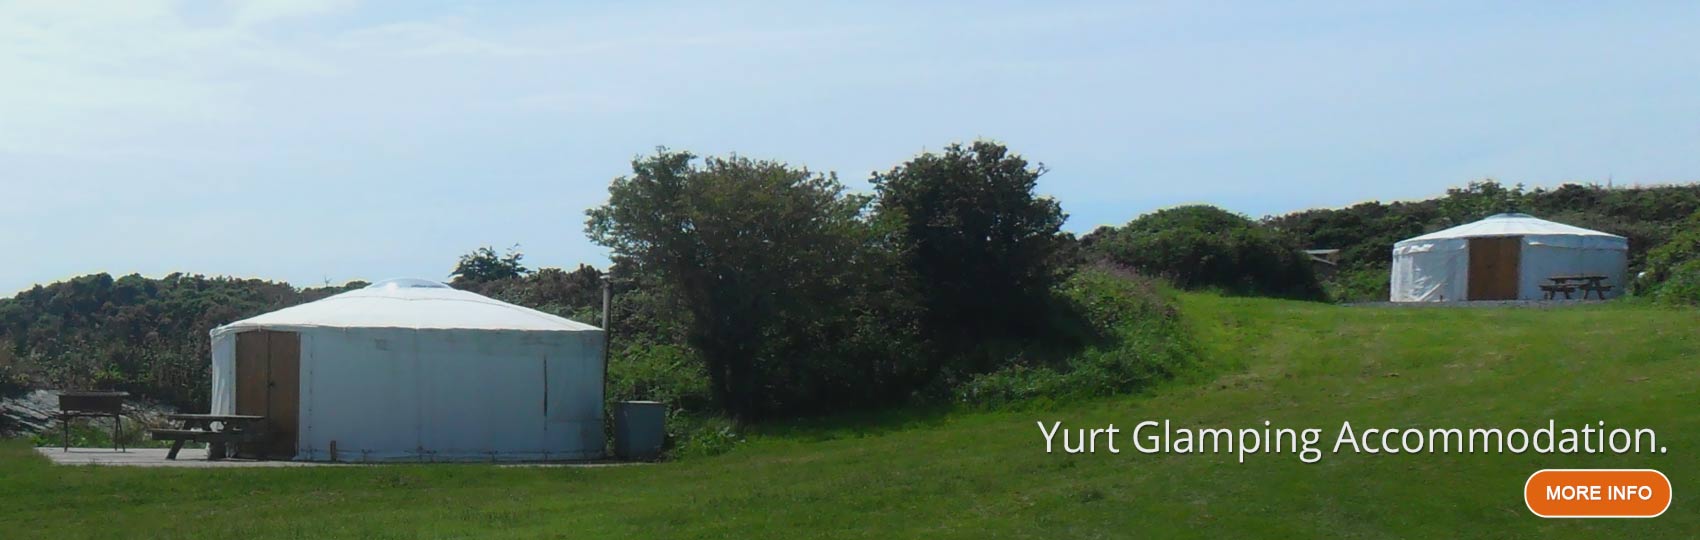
xmin=957 ymin=266 xmax=1199 ymax=407
xmin=460 ymin=264 xmax=605 ymax=321
xmin=1642 ymin=212 xmax=1700 ymax=280
xmin=1086 ymin=206 xmax=1326 ymax=300
xmin=1325 ymin=267 xmax=1390 ymax=303
xmin=606 ymin=342 xmax=713 ymax=412
xmin=664 ymin=414 xmax=743 ymax=459
xmin=0 ymin=348 xmax=25 ymax=397
xmin=1652 ymin=259 xmax=1700 ymax=306
xmin=1638 ymin=210 xmax=1700 ymax=305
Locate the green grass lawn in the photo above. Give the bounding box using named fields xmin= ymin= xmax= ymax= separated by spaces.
xmin=4 ymin=295 xmax=1697 ymax=538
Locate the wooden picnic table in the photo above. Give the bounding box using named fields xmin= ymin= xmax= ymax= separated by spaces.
xmin=153 ymin=413 xmax=267 ymax=461
xmin=1544 ymin=275 xmax=1612 ymax=299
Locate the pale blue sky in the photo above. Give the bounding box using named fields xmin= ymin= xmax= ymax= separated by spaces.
xmin=4 ymin=1 xmax=1698 ymax=293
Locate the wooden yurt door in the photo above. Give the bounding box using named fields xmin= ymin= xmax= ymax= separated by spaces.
xmin=1467 ymin=236 xmax=1521 ymax=300
xmin=234 ymin=330 xmax=300 ymax=459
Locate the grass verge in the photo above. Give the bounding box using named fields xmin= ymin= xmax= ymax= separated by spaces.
xmin=2 ymin=295 xmax=1697 ymax=538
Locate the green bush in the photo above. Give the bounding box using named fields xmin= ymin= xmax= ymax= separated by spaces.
xmin=1652 ymin=259 xmax=1700 ymax=306
xmin=957 ymin=266 xmax=1199 ymax=407
xmin=1085 ymin=206 xmax=1325 ymax=300
xmin=664 ymin=414 xmax=743 ymax=459
xmin=458 ymin=264 xmax=606 ymax=322
xmin=606 ymin=342 xmax=714 ymax=412
xmin=1325 ymin=267 xmax=1390 ymax=303
xmin=0 ymin=349 xmax=25 ymax=397
xmin=1639 ymin=210 xmax=1700 ymax=305
xmin=1642 ymin=213 xmax=1700 ymax=280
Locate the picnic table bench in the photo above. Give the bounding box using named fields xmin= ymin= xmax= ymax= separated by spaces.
xmin=1544 ymin=275 xmax=1613 ymax=300
xmin=150 ymin=414 xmax=268 ymax=460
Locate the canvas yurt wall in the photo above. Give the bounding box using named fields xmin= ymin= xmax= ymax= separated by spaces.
xmin=1390 ymin=214 xmax=1628 ymax=302
xmin=208 ymin=278 xmax=606 ymax=462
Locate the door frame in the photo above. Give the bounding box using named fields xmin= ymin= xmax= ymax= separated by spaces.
xmin=234 ymin=329 xmax=300 ymax=459
xmin=1467 ymin=236 xmax=1522 ymax=300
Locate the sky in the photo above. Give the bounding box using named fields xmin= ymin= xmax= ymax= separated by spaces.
xmin=3 ymin=0 xmax=1698 ymax=293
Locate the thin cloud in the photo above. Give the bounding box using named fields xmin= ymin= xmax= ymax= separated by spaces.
xmin=332 ymin=19 xmax=557 ymax=58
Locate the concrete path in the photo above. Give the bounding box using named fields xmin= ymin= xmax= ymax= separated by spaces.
xmin=35 ymin=447 xmax=330 ymax=468
xmin=35 ymin=447 xmax=642 ymax=468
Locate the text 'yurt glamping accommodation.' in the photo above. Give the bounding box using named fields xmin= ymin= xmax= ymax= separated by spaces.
xmin=1390 ymin=213 xmax=1628 ymax=302
xmin=208 ymin=278 xmax=605 ymax=462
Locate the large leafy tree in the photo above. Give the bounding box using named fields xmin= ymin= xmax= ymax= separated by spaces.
xmin=871 ymin=141 xmax=1072 ymax=374
xmin=449 ymin=245 xmax=529 ymax=286
xmin=1437 ymin=180 xmax=1530 ymax=225
xmin=586 ymin=150 xmax=902 ymax=419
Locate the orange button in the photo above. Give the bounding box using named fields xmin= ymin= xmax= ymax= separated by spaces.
xmin=1525 ymin=469 xmax=1671 ymax=518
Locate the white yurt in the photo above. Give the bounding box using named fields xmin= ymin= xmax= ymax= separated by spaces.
xmin=208 ymin=278 xmax=606 ymax=462
xmin=1390 ymin=213 xmax=1627 ymax=302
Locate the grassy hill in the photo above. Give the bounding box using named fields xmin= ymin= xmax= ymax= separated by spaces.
xmin=3 ymin=294 xmax=1697 ymax=538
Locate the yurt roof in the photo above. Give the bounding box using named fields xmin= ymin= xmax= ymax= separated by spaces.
xmin=212 ymin=278 xmax=601 ymax=335
xmin=1396 ymin=213 xmax=1625 ymax=245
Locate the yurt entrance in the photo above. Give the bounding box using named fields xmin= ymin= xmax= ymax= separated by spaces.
xmin=1467 ymin=236 xmax=1521 ymax=300
xmin=233 ymin=330 xmax=299 ymax=459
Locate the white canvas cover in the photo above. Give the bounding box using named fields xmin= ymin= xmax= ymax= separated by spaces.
xmin=209 ymin=278 xmax=606 ymax=461
xmin=1389 ymin=214 xmax=1628 ymax=302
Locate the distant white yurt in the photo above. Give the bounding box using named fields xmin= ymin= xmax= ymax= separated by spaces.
xmin=209 ymin=278 xmax=605 ymax=462
xmin=1390 ymin=213 xmax=1628 ymax=302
